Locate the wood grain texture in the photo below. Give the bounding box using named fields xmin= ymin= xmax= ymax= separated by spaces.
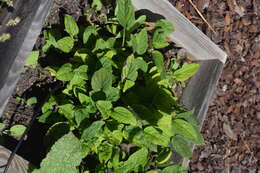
xmin=132 ymin=0 xmax=227 ymax=63
xmin=0 ymin=146 xmax=29 ymax=173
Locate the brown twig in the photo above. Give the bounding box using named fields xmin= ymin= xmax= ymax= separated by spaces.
xmin=187 ymin=0 xmax=217 ymax=34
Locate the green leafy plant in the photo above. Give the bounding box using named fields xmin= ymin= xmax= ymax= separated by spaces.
xmin=0 ymin=123 xmax=27 ymax=137
xmin=33 ymin=0 xmax=203 ymax=172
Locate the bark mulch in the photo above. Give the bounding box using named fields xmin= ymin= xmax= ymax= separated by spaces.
xmin=169 ymin=0 xmax=259 ymax=172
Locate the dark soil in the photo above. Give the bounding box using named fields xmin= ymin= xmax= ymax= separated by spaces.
xmin=169 ymin=0 xmax=259 ymax=172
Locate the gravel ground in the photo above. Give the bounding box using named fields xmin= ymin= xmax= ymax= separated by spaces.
xmin=169 ymin=0 xmax=259 ymax=172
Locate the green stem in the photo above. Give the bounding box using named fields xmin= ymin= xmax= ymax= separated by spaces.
xmin=122 ymin=28 xmax=126 ymax=47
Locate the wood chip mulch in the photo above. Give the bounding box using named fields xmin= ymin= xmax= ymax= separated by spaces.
xmin=169 ymin=0 xmax=259 ymax=172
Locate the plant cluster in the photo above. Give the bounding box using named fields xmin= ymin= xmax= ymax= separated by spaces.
xmin=31 ymin=0 xmax=203 ymax=172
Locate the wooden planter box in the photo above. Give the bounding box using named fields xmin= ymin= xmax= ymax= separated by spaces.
xmin=0 ymin=0 xmax=227 ymax=172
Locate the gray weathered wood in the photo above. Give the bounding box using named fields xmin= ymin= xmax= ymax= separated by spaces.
xmin=0 ymin=146 xmax=29 ymax=173
xmin=132 ymin=0 xmax=227 ymax=63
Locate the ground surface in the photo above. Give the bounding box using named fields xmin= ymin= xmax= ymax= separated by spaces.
xmin=169 ymin=0 xmax=259 ymax=172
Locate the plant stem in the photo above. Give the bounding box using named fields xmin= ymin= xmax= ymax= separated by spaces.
xmin=122 ymin=28 xmax=126 ymax=47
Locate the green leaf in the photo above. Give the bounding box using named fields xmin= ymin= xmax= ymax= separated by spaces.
xmin=78 ymin=93 xmax=97 ymax=113
xmin=172 ymin=119 xmax=204 ymax=145
xmin=98 ymin=142 xmax=113 ymax=164
xmin=131 ymin=28 xmax=148 ymax=55
xmin=110 ymin=107 xmax=137 ymax=126
xmin=83 ymin=26 xmax=98 ymax=44
xmin=174 ymin=110 xmax=199 ymax=127
xmin=81 ymin=121 xmax=105 ymax=141
xmin=57 ymin=36 xmax=74 ymax=53
xmin=157 ymin=114 xmax=173 ymax=137
xmin=144 ymin=126 xmax=169 ymax=147
xmin=152 ymin=19 xmax=174 ymax=49
xmin=73 ymin=65 xmax=88 ymax=80
xmin=25 ymin=51 xmax=39 ymax=68
xmin=9 ymin=125 xmax=26 ymax=137
xmin=131 ymin=105 xmax=158 ymax=125
xmin=162 ymin=164 xmax=188 ymax=173
xmin=32 ymin=133 xmax=84 ymax=173
xmin=91 ymin=68 xmax=113 ymax=91
xmin=93 ymin=38 xmax=109 ymax=52
xmin=56 ymin=63 xmax=74 ymax=81
xmin=133 ymin=57 xmax=148 ymax=73
xmin=45 ymin=122 xmax=70 ymax=149
xmin=26 ymin=97 xmax=37 ymax=106
xmin=58 ymin=104 xmax=75 ymax=120
xmin=92 ymin=0 xmax=102 ymax=10
xmin=43 ymin=29 xmax=59 ymax=52
xmin=38 ymin=111 xmax=52 ymax=123
xmin=115 ymin=148 xmax=148 ymax=173
xmin=156 ymin=148 xmax=172 ymax=164
xmin=123 ymin=79 xmax=135 ymax=92
xmin=128 ymin=15 xmax=147 ymax=33
xmin=96 ymin=100 xmax=112 ymax=119
xmin=122 ymin=56 xmax=148 ymax=82
xmin=74 ymin=107 xmax=90 ymax=126
xmin=104 ymin=87 xmax=120 ymax=102
xmin=116 ymin=0 xmax=135 ymax=29
xmin=41 ymin=96 xmax=57 ymax=113
xmin=173 ymin=63 xmax=200 ymax=82
xmin=64 ymin=14 xmax=79 ymax=37
xmin=123 ymin=126 xmax=156 ymax=151
xmin=171 ymin=135 xmax=192 ymax=158
xmin=152 ymin=50 xmax=164 ymax=73
xmin=74 ymin=49 xmax=90 ymax=64
xmin=0 ymin=123 xmax=5 ymax=131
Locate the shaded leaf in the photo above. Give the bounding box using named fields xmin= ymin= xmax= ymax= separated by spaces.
xmin=171 ymin=135 xmax=192 ymax=158
xmin=174 ymin=110 xmax=199 ymax=127
xmin=91 ymin=68 xmax=112 ymax=91
xmin=0 ymin=123 xmax=5 ymax=131
xmin=81 ymin=121 xmax=105 ymax=141
xmin=156 ymin=148 xmax=172 ymax=164
xmin=83 ymin=26 xmax=98 ymax=44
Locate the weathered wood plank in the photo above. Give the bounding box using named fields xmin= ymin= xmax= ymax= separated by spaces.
xmin=0 ymin=146 xmax=28 ymax=173
xmin=132 ymin=0 xmax=227 ymax=63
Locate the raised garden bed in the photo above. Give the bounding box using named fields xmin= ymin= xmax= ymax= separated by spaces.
xmin=0 ymin=0 xmax=227 ymax=172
